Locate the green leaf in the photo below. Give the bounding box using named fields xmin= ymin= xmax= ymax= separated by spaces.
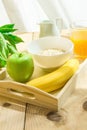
xmin=3 ymin=33 xmax=24 ymax=45
xmin=0 ymin=52 xmax=7 ymax=67
xmin=0 ymin=28 xmax=17 ymax=33
xmin=0 ymin=33 xmax=9 ymax=59
xmin=0 ymin=58 xmax=6 ymax=67
xmin=0 ymin=24 xmax=15 ymax=29
xmin=7 ymin=42 xmax=17 ymax=54
xmin=0 ymin=24 xmax=17 ymax=33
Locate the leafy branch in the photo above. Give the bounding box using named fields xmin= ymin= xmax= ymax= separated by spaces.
xmin=0 ymin=24 xmax=24 ymax=67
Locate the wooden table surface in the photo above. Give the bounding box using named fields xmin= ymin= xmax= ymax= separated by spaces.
xmin=0 ymin=33 xmax=87 ymax=130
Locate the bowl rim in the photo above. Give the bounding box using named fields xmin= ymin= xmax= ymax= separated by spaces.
xmin=27 ymin=36 xmax=74 ymax=56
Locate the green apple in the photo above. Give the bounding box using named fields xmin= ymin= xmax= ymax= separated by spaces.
xmin=6 ymin=52 xmax=34 ymax=83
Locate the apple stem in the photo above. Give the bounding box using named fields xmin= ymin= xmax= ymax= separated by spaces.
xmin=19 ymin=53 xmax=23 ymax=57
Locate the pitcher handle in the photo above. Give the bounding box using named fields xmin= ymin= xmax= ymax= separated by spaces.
xmin=56 ymin=18 xmax=63 ymax=33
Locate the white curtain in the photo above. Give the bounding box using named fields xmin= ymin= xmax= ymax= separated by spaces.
xmin=2 ymin=0 xmax=87 ymax=32
xmin=60 ymin=0 xmax=87 ymax=23
xmin=0 ymin=0 xmax=10 ymax=26
xmin=2 ymin=0 xmax=70 ymax=32
xmin=37 ymin=0 xmax=87 ymax=28
xmin=2 ymin=0 xmax=48 ymax=32
xmin=2 ymin=0 xmax=73 ymax=32
xmin=37 ymin=0 xmax=71 ymax=28
xmin=2 ymin=0 xmax=29 ymax=32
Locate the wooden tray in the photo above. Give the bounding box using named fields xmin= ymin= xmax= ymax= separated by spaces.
xmin=0 ymin=59 xmax=86 ymax=111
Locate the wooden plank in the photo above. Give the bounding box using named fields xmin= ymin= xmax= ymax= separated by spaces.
xmin=25 ymin=58 xmax=87 ymax=130
xmin=25 ymin=104 xmax=56 ymax=130
xmin=25 ymin=103 xmax=74 ymax=130
xmin=0 ymin=95 xmax=26 ymax=130
xmin=25 ymin=88 xmax=87 ymax=130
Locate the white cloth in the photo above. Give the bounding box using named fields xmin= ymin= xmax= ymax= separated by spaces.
xmin=0 ymin=0 xmax=10 ymax=26
xmin=2 ymin=0 xmax=48 ymax=32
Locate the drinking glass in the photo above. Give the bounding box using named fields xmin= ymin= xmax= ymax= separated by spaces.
xmin=70 ymin=21 xmax=87 ymax=59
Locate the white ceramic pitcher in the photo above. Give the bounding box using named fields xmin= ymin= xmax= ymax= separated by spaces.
xmin=39 ymin=19 xmax=63 ymax=38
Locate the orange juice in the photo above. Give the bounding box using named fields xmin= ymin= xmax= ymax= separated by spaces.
xmin=70 ymin=29 xmax=87 ymax=59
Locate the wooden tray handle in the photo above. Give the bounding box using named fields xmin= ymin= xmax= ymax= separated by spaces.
xmin=0 ymin=80 xmax=58 ymax=111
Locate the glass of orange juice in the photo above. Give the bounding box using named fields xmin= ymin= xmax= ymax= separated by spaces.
xmin=70 ymin=21 xmax=87 ymax=59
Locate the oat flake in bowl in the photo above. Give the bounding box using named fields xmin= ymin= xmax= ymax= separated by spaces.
xmin=38 ymin=48 xmax=65 ymax=56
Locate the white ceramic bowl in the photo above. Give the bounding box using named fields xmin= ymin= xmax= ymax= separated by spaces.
xmin=27 ymin=36 xmax=74 ymax=71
